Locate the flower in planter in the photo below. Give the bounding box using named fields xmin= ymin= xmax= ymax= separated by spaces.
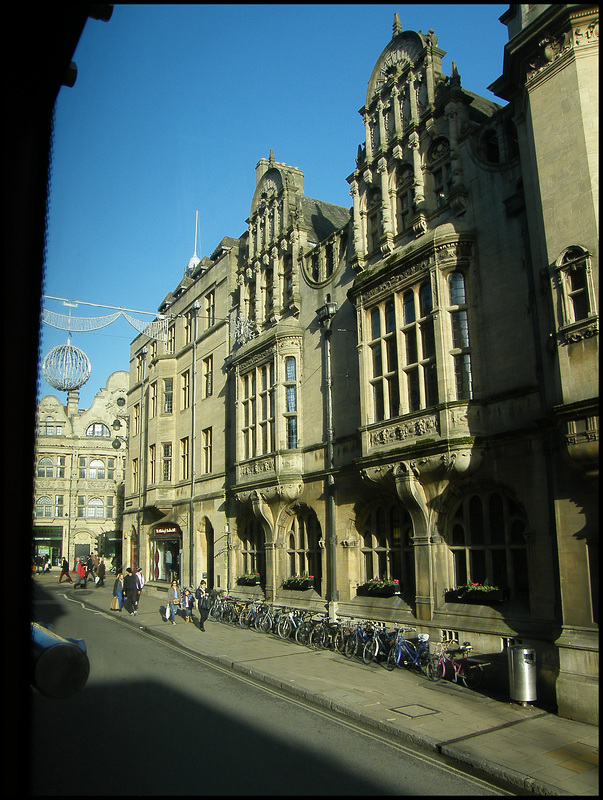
xmin=364 ymin=576 xmax=400 ymax=590
xmin=237 ymin=572 xmax=261 ymax=584
xmin=282 ymin=571 xmax=314 ymax=588
xmin=457 ymin=579 xmax=499 ymax=593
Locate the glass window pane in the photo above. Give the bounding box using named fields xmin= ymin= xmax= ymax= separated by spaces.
xmin=372 ymin=343 xmax=382 ymax=377
xmin=421 ymin=319 xmax=435 ymax=358
xmin=386 ymin=337 xmax=397 ymax=372
xmin=419 ymin=282 xmax=432 ymax=317
xmin=285 ymin=356 xmax=296 ymax=381
xmin=469 ymin=496 xmax=484 ymax=544
xmin=373 ymin=382 xmax=384 ymax=422
xmin=403 ymin=291 xmax=415 ymax=325
xmin=407 ymin=368 xmax=419 ymax=412
xmin=451 ymin=310 xmax=470 ymax=348
xmin=405 ymin=328 xmax=417 ymax=365
xmin=371 ymin=307 xmax=381 ymax=340
xmin=385 ymin=300 xmax=396 ymax=334
xmin=448 ymin=272 xmax=466 ymax=305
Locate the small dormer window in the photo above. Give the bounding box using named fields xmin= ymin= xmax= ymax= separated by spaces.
xmin=550 ymin=246 xmax=598 ymax=344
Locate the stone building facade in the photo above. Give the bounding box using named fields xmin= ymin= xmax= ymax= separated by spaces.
xmin=122 ymin=6 xmax=598 ymax=722
xmin=33 ymin=371 xmax=129 ymax=567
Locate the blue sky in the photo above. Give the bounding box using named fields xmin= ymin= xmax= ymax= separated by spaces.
xmin=39 ymin=3 xmax=509 ymax=409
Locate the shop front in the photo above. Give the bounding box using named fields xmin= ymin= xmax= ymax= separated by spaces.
xmin=149 ymin=524 xmax=182 ymax=584
xmin=33 ymin=526 xmax=63 ymax=567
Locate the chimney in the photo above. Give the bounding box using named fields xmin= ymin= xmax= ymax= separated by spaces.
xmin=67 ymin=390 xmax=79 ymax=417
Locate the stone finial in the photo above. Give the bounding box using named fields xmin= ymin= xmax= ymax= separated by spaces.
xmin=450 ymin=61 xmax=461 ymax=87
xmin=393 ymin=12 xmax=402 ymax=37
xmin=269 ymin=148 xmax=275 ymax=163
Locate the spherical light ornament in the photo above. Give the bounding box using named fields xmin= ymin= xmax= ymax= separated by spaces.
xmin=42 ymin=343 xmax=91 ymax=391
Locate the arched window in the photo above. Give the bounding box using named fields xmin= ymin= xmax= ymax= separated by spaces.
xmin=448 ymin=491 xmax=529 ymax=599
xmin=396 ymin=165 xmax=414 ymax=234
xmin=88 ymin=459 xmax=105 ymax=479
xmin=368 ymin=298 xmax=399 ymax=422
xmin=400 ymin=281 xmax=438 ymax=413
xmin=428 ymin=138 xmax=452 ymax=209
xmin=86 ymin=423 xmax=110 ymax=437
xmin=284 ymin=356 xmax=298 ymax=449
xmin=447 ymin=271 xmax=472 ymax=400
xmin=366 ymin=187 xmax=382 ymax=252
xmin=35 ymin=496 xmax=52 ymax=517
xmin=37 ymin=457 xmax=54 ymax=478
xmin=239 ymin=518 xmax=265 ymax=578
xmin=360 ymin=503 xmax=414 ymax=590
xmin=285 ymin=509 xmax=322 ymax=591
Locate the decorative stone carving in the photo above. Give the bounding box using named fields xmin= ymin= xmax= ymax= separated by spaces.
xmin=369 ymin=414 xmax=439 ymax=448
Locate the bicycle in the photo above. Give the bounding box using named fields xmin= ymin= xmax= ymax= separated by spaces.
xmin=385 ymin=628 xmax=432 ymax=675
xmin=239 ymin=598 xmax=267 ymax=629
xmin=362 ymin=623 xmax=396 ymax=665
xmin=344 ymin=620 xmax=375 ymax=659
xmin=428 ymin=640 xmax=486 ymax=689
xmin=276 ymin=608 xmax=312 ymax=642
xmin=309 ymin=613 xmax=347 ymax=652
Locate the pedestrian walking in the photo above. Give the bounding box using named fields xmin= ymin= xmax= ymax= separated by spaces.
xmin=96 ymin=559 xmax=106 ymax=587
xmin=112 ymin=572 xmax=124 ymax=611
xmin=195 ymin=580 xmax=211 ymax=631
xmin=123 ymin=568 xmax=139 ymax=615
xmin=58 ymin=557 xmax=73 ymax=583
xmin=181 ymin=588 xmax=195 ymax=623
xmin=167 ymin=580 xmax=181 ymax=624
xmin=74 ymin=559 xmax=87 ymax=589
xmin=135 ymin=566 xmax=145 ymax=610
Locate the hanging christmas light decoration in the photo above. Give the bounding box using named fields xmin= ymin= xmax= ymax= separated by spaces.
xmin=42 ymin=336 xmax=92 ymax=391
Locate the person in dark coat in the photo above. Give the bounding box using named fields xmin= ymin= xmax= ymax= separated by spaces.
xmin=58 ymin=557 xmax=73 ymax=584
xmin=123 ymin=567 xmax=139 ymax=615
xmin=96 ymin=559 xmax=106 ymax=587
xmin=195 ymin=580 xmax=211 ymax=631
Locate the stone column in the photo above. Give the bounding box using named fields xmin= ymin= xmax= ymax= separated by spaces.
xmin=363 ymin=111 xmax=373 ymax=162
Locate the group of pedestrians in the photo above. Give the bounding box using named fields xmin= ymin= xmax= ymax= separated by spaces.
xmin=111 ymin=566 xmax=145 ymax=615
xmin=103 ymin=569 xmax=212 ymax=632
xmin=167 ymin=579 xmax=211 ymax=630
xmin=56 ymin=554 xmax=108 ymax=587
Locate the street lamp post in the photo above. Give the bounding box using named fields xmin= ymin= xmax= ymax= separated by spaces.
xmin=316 ymin=296 xmax=338 ymax=620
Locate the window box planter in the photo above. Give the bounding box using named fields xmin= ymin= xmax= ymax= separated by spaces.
xmin=444 ymin=587 xmax=510 ymax=605
xmin=282 ymin=578 xmax=314 ymax=590
xmin=357 ymin=583 xmax=401 ymax=598
xmin=236 ymin=575 xmax=261 ymax=587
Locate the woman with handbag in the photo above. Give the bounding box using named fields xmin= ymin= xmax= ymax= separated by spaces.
xmin=195 ymin=579 xmax=211 ymax=631
xmin=112 ymin=572 xmax=124 ymax=611
xmin=167 ymin=580 xmax=181 ymax=624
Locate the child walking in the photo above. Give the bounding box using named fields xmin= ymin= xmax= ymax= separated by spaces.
xmin=182 ymin=588 xmax=195 ymax=623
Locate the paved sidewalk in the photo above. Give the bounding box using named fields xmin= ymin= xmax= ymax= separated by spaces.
xmin=40 ymin=574 xmax=598 ymax=796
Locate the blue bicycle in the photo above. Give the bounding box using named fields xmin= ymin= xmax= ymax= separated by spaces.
xmin=385 ymin=627 xmax=433 ymax=675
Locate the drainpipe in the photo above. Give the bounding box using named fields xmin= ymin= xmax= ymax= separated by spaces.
xmin=189 ymin=300 xmax=200 ymax=587
xmin=316 ymin=296 xmax=338 ymax=620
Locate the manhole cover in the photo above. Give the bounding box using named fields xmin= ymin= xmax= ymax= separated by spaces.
xmin=390 ymin=704 xmax=438 ymax=718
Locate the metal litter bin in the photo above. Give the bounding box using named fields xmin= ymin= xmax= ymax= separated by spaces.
xmin=508 ymin=646 xmax=536 ymax=704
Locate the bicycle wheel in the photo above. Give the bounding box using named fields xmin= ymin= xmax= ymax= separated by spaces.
xmin=462 ymin=663 xmax=484 ymax=690
xmin=385 ymin=644 xmax=400 ymax=671
xmin=334 ymin=627 xmax=347 ymax=653
xmin=277 ymin=617 xmax=292 ymax=639
xmin=344 ymin=633 xmax=359 ymax=659
xmin=295 ymin=622 xmax=311 ymax=647
xmin=258 ymin=612 xmax=272 ymax=634
xmin=362 ymin=636 xmax=379 ymax=665
xmin=425 ymin=656 xmax=444 ymax=682
xmin=310 ymin=626 xmax=326 ymax=650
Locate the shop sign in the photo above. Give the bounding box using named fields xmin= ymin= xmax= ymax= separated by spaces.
xmin=152 ymin=526 xmax=180 ymax=537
